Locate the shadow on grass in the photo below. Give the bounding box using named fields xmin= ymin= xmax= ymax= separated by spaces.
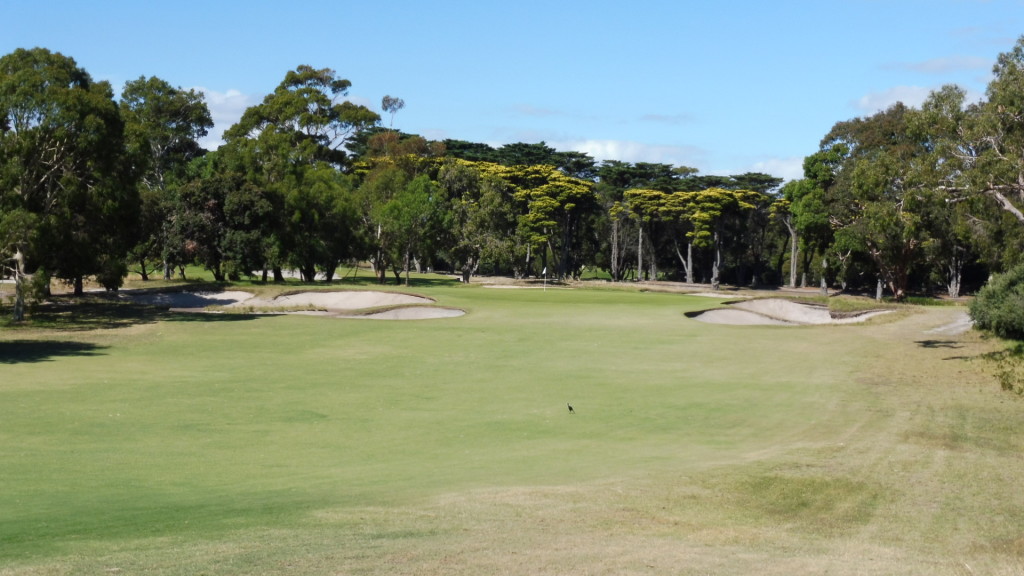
xmin=915 ymin=339 xmax=965 ymax=349
xmin=2 ymin=296 xmax=260 ymax=332
xmin=334 ymin=276 xmax=462 ymax=289
xmin=0 ymin=340 xmax=108 ymax=364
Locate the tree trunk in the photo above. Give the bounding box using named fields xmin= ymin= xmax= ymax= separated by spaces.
xmin=73 ymin=276 xmax=84 ymax=296
xmin=273 ymin=267 xmax=284 ymax=283
xmin=322 ymin=265 xmax=336 ymax=283
xmin=403 ymin=247 xmax=411 ymax=286
xmin=686 ymin=242 xmax=693 ymax=284
xmin=138 ymin=258 xmax=150 ymax=281
xmin=163 ymin=259 xmax=172 ymax=281
xmin=461 ymin=256 xmax=477 ymax=284
xmin=300 ymin=265 xmax=316 ymax=283
xmin=787 ymin=224 xmax=798 ymax=288
xmin=610 ymin=218 xmax=620 ymax=281
xmin=820 ymin=257 xmax=828 ymax=296
xmin=711 ymin=231 xmax=722 ymax=291
xmin=673 ymin=239 xmax=694 ymax=284
xmin=12 ymin=249 xmax=26 ymax=322
xmin=947 ymin=250 xmax=963 ymax=298
xmin=636 ymin=226 xmax=643 ymax=281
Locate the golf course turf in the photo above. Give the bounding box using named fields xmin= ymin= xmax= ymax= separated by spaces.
xmin=1 ymin=279 xmax=1022 ymax=574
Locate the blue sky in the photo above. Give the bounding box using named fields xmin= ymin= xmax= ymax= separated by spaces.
xmin=2 ymin=0 xmax=1022 ymax=180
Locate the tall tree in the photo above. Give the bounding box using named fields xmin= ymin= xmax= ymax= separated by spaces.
xmin=623 ymin=188 xmax=666 ymax=281
xmin=223 ymin=65 xmax=378 ymax=280
xmin=817 ymin=104 xmax=943 ymax=299
xmin=962 ymin=36 xmax=1024 ymax=225
xmin=120 ymin=76 xmax=212 ymax=280
xmin=435 ymin=159 xmax=516 ymax=283
xmin=0 ymin=47 xmax=139 ymax=307
xmin=664 ymin=188 xmax=759 ymax=290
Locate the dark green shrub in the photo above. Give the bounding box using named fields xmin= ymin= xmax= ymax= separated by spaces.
xmin=970 ymin=263 xmax=1024 ymax=340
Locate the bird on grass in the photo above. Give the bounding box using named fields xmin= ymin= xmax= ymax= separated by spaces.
xmin=567 ymin=403 xmax=575 ymax=414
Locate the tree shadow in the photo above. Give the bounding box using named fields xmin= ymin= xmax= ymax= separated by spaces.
xmin=2 ymin=296 xmax=260 ymax=332
xmin=915 ymin=339 xmax=965 ymax=349
xmin=159 ymin=310 xmax=262 ymax=323
xmin=0 ymin=340 xmax=108 ymax=364
xmin=333 ymin=276 xmax=462 ymax=289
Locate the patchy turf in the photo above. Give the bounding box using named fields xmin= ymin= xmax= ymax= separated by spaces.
xmin=0 ymin=281 xmax=1020 ymax=575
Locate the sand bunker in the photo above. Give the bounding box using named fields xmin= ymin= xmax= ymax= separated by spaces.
xmin=239 ymin=291 xmax=432 ymax=309
xmin=123 ymin=290 xmax=463 ymax=320
xmin=122 ymin=290 xmax=254 ymax=308
xmin=692 ymin=298 xmax=891 ymax=326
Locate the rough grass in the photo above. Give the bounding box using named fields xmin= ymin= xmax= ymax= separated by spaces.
xmin=0 ymin=277 xmax=1021 ymax=575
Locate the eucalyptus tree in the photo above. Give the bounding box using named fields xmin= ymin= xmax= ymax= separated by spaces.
xmin=435 ymin=158 xmax=517 ymax=282
xmin=0 ymin=47 xmax=139 ymax=309
xmin=816 ymin=103 xmax=948 ymax=300
xmin=222 ymin=65 xmax=378 ymax=281
xmin=378 ymin=174 xmax=437 ymax=285
xmin=120 ymin=75 xmax=212 ymax=280
xmin=964 ymin=36 xmax=1024 ymax=225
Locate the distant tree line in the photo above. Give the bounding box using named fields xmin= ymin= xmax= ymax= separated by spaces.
xmin=4 ymin=37 xmax=1024 ymax=321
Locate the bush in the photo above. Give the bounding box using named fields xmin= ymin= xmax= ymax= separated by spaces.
xmin=970 ymin=263 xmax=1024 ymax=340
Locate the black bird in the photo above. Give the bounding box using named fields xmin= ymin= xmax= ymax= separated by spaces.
xmin=567 ymin=403 xmax=575 ymax=414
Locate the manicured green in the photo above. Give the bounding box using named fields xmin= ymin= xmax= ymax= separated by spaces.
xmin=0 ymin=280 xmax=1021 ymax=575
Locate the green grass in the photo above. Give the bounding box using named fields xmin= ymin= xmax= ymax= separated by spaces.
xmin=1 ymin=279 xmax=1022 ymax=574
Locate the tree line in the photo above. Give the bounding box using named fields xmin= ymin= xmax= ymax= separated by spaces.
xmin=4 ymin=38 xmax=1024 ymax=321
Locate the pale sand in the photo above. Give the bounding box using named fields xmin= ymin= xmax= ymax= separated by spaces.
xmin=693 ymin=298 xmax=892 ymax=326
xmin=122 ymin=290 xmax=255 ymax=308
xmin=238 ymin=291 xmax=432 ymax=309
xmin=122 ymin=290 xmax=461 ymax=320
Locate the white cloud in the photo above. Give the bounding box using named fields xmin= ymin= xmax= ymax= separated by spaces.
xmin=552 ymin=139 xmax=708 ymax=168
xmin=748 ymin=157 xmax=805 ymax=182
xmin=852 ymin=86 xmax=932 ymax=113
xmin=195 ymin=88 xmax=257 ymax=150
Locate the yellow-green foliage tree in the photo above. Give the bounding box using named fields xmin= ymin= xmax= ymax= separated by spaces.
xmin=499 ymin=164 xmax=597 ymax=279
xmin=664 ymin=188 xmax=760 ymax=290
xmin=623 ymin=189 xmax=666 ymax=281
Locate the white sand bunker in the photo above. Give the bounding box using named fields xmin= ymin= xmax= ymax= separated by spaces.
xmin=125 ymin=290 xmax=463 ymax=320
xmin=241 ymin=290 xmax=432 ymax=309
xmin=122 ymin=290 xmax=255 ymax=308
xmin=692 ymin=298 xmax=891 ymax=326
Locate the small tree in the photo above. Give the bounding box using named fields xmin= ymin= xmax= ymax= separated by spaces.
xmin=970 ymin=263 xmax=1024 ymax=340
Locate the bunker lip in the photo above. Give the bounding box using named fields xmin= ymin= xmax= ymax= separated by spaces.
xmin=690 ymin=298 xmax=892 ymax=326
xmin=122 ymin=289 xmax=463 ymax=320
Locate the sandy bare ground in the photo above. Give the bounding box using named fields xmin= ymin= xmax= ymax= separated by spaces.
xmin=238 ymin=291 xmax=432 ymax=309
xmin=924 ymin=310 xmax=974 ymax=335
xmin=692 ymin=298 xmax=892 ymax=326
xmin=121 ymin=290 xmax=464 ymax=320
